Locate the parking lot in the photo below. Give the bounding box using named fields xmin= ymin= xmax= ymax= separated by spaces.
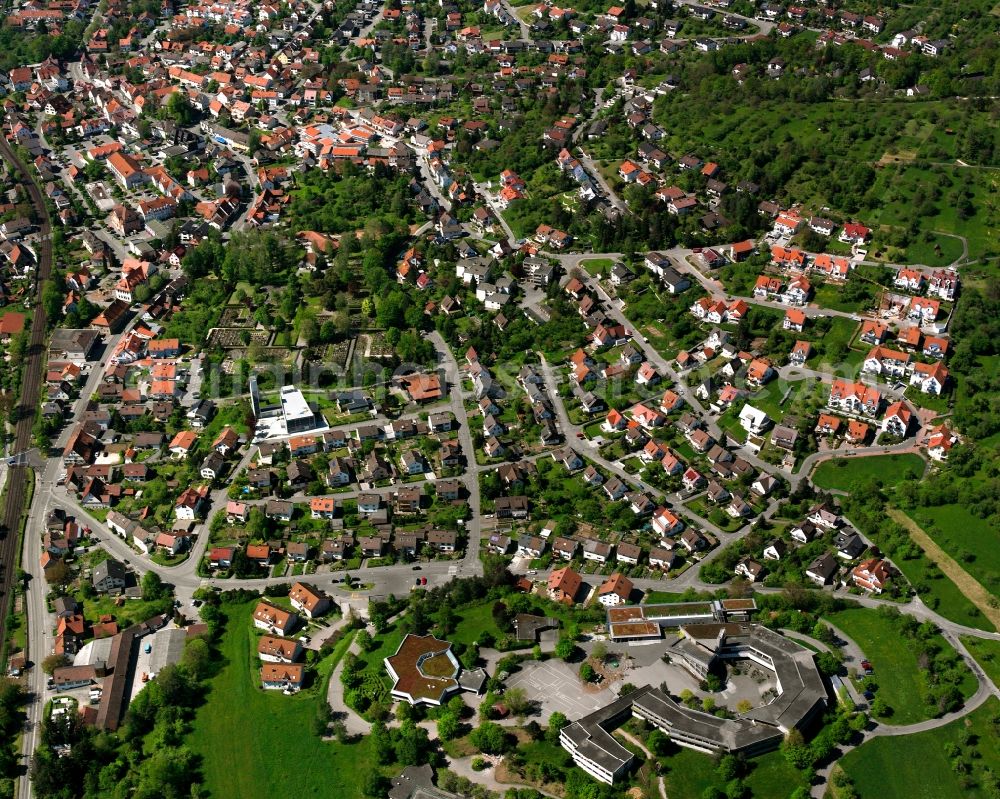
xmin=504 ymin=660 xmax=613 ymax=720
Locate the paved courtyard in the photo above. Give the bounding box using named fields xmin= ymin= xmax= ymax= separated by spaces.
xmin=504 ymin=660 xmax=613 ymax=720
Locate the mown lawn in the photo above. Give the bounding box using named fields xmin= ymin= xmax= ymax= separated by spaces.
xmin=187 ymin=602 xmax=376 ymax=799
xmin=909 ymin=505 xmax=1000 ymax=598
xmin=579 ymin=257 xmax=616 ymax=276
xmin=450 ymin=601 xmax=503 ymax=647
xmin=744 ymin=749 xmax=810 ymax=797
xmin=825 ymin=608 xmax=977 ymax=725
xmin=836 ymin=697 xmax=1000 ymax=799
xmin=810 ymin=454 xmax=925 ymax=491
xmin=662 ymin=747 xmax=719 ymax=799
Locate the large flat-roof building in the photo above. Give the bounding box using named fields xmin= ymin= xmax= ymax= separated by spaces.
xmin=251 ymin=378 xmax=326 ymax=440
xmin=560 ymin=622 xmax=826 ymax=784
xmin=279 ymin=385 xmax=321 ymax=434
xmin=385 ymin=634 xmax=462 ymax=706
xmin=605 ymin=598 xmax=756 ymax=641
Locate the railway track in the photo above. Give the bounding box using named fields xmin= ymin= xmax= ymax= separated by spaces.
xmin=0 ymin=134 xmax=52 ymax=661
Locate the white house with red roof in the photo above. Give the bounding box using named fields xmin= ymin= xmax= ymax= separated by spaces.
xmin=785 ymin=276 xmax=811 ymax=305
xmin=603 ymin=409 xmax=627 ymax=432
xmin=910 ymin=361 xmax=949 ymax=394
xmin=630 ymin=403 xmax=665 ymax=429
xmin=652 ymin=507 xmax=684 ymax=538
xmin=839 ymin=222 xmax=871 ymax=244
xmin=852 ymin=558 xmax=891 ymax=594
xmin=894 ymin=268 xmax=925 ymax=292
xmin=783 ymin=309 xmax=806 ymax=332
xmin=908 ymin=297 xmax=941 ymax=323
xmin=881 ymin=401 xmax=913 ymax=437
xmin=862 ymin=346 xmax=912 ymax=379
xmin=636 ymin=362 xmax=659 ymax=386
xmin=926 ymin=424 xmax=958 ymax=461
xmin=681 ymin=467 xmax=705 ymax=491
xmin=828 ymin=380 xmax=882 ymax=417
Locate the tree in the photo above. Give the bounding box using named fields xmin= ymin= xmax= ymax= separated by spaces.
xmin=395 ymin=720 xmax=429 ymax=766
xmin=437 ymin=713 xmax=459 ymax=741
xmin=871 ymin=697 xmax=891 ymax=717
xmin=555 ymin=638 xmax=577 ymax=661
xmin=43 ymin=559 xmax=70 ymax=586
xmin=782 ymin=729 xmax=815 ymax=770
xmin=491 ymin=601 xmax=514 ymax=632
xmin=141 ymin=571 xmax=168 ymax=601
xmin=470 ymin=721 xmax=511 ymax=754
xmin=181 ymin=638 xmax=212 ymax=680
xmin=547 ymin=711 xmax=568 ymax=743
xmin=166 ymin=90 xmax=193 ymax=125
xmin=362 ymin=769 xmax=388 ymax=798
xmin=591 ymin=641 xmax=608 ymax=662
xmin=503 ymin=687 xmax=529 ymax=717
xmin=370 ymin=721 xmax=394 ymax=765
xmin=717 ymin=754 xmax=741 ymax=782
xmin=579 ymin=662 xmax=596 ymax=682
xmin=41 ymin=654 xmax=68 ymax=675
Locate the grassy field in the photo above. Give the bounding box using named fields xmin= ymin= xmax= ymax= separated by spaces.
xmin=662 ymin=747 xmax=719 ymax=799
xmin=744 ymin=749 xmax=810 ymax=797
xmin=889 ymin=509 xmax=1000 ymax=631
xmin=825 ymin=608 xmax=977 ymax=725
xmin=836 ymin=697 xmax=1000 ymax=799
xmin=811 ymin=283 xmax=873 ymax=314
xmin=888 ymin=548 xmax=995 ymax=633
xmin=450 ymin=601 xmax=505 ymax=647
xmin=187 ymin=602 xmax=376 ymax=799
xmin=578 ymin=257 xmax=616 ymax=276
xmin=908 ymin=505 xmax=1000 ymax=599
xmin=810 ymin=454 xmax=925 ymax=491
xmin=867 ymin=164 xmax=999 ymax=265
xmin=961 ymin=637 xmax=1000 ymax=690
xmin=650 ymin=96 xmax=999 ymax=265
xmin=659 ymin=746 xmax=807 ymax=799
